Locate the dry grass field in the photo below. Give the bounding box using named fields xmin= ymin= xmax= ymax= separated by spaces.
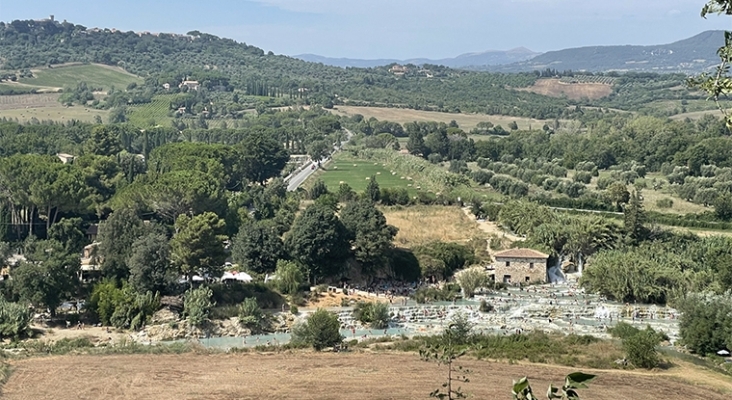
xmin=0 ymin=103 xmax=108 ymax=124
xmin=382 ymin=206 xmax=486 ymax=247
xmin=2 ymin=352 xmax=730 ymax=400
xmin=330 ymin=105 xmax=555 ymax=131
xmin=518 ymin=79 xmax=614 ymax=100
xmin=670 ymin=108 xmax=729 ymax=121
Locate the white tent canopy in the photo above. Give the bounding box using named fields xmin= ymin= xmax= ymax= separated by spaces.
xmin=221 ymin=271 xmax=252 ymax=282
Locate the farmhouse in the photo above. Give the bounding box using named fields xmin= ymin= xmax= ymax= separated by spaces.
xmin=389 ymin=65 xmax=408 ymax=75
xmin=56 ymin=153 xmax=75 ymax=164
xmin=492 ymin=248 xmax=549 ymax=284
xmin=179 ymin=80 xmax=200 ymax=91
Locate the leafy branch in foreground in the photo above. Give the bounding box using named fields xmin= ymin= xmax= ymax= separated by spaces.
xmin=689 ymin=1 xmax=732 ymax=126
xmin=512 ymin=372 xmax=595 ymax=400
xmin=420 ymin=318 xmax=472 ymax=400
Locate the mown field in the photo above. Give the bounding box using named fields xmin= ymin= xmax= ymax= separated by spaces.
xmin=0 ymin=103 xmax=108 ymax=123
xmin=313 ymin=153 xmax=421 ymax=194
xmin=20 ymin=63 xmax=142 ymax=91
xmin=2 ymin=352 xmax=730 ymax=400
xmin=330 ymin=105 xmax=556 ymax=131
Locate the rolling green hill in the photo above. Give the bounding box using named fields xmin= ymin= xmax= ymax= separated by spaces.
xmin=20 ymin=64 xmax=142 ymax=91
xmin=0 ymin=19 xmax=724 ymax=121
xmin=491 ymin=31 xmax=725 ymax=73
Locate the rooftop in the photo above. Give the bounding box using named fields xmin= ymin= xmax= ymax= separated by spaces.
xmin=494 ymin=248 xmax=549 ymax=259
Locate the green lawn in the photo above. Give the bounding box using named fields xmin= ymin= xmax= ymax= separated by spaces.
xmin=20 ymin=64 xmax=142 ymax=91
xmin=314 ymin=154 xmax=422 ymax=194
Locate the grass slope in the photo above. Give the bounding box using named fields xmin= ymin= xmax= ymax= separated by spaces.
xmin=20 ymin=64 xmax=142 ymax=91
xmin=313 ymin=153 xmax=421 ymax=194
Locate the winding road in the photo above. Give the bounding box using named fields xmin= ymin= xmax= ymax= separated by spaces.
xmin=285 ymin=129 xmax=353 ymax=192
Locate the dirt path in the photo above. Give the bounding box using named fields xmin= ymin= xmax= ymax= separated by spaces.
xmin=460 ymin=207 xmax=524 ymax=243
xmin=2 ymin=352 xmax=728 ymax=400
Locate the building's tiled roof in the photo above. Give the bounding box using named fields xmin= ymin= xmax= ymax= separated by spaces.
xmin=494 ymin=248 xmax=549 ymax=259
xmin=86 ymin=224 xmax=99 ymax=235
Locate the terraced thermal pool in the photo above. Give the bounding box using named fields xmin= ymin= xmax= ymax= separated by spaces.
xmin=186 ymin=283 xmax=679 ymax=350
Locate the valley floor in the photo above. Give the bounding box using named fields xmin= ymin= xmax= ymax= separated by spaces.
xmin=2 ymin=351 xmax=729 ymax=399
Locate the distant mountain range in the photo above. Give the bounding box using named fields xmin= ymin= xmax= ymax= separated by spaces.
xmin=294 ymin=47 xmax=539 ymax=69
xmin=488 ymin=30 xmax=725 ymax=73
xmin=296 ymin=31 xmax=725 ymax=73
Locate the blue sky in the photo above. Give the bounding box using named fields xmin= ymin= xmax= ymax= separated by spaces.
xmin=1 ymin=0 xmax=729 ymax=59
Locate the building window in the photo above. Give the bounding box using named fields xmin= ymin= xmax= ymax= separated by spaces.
xmin=529 ymin=263 xmax=534 ymax=269
xmin=525 ymin=276 xmax=530 ymax=282
xmin=503 ymin=275 xmax=511 ymax=283
xmin=505 ymin=261 xmax=510 ymax=267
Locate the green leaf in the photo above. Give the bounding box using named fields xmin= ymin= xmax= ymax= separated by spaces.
xmin=565 ymin=372 xmax=596 ymax=388
xmin=512 ymin=377 xmax=530 ymax=394
xmin=546 ymin=384 xmax=561 ymax=399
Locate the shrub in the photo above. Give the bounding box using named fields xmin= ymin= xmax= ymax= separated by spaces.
xmin=656 ymin=198 xmax=674 ymax=209
xmin=210 ymin=282 xmax=285 ymax=309
xmin=623 ymin=328 xmax=660 ymax=369
xmin=455 ymin=266 xmax=489 ymax=298
xmin=443 ymin=312 xmax=473 ymax=345
xmin=309 ymin=179 xmax=328 ymax=200
xmin=471 ymin=170 xmax=494 ymax=185
xmin=109 ymin=287 xmax=160 ymax=330
xmin=574 ymin=171 xmax=593 ymax=184
xmin=90 ymin=279 xmax=124 ymax=325
xmin=479 ymin=299 xmax=494 ymax=313
xmin=676 ymin=291 xmax=732 ymax=355
xmin=0 ymin=298 xmax=32 ymax=339
xmin=238 ymin=297 xmax=265 ymax=332
xmin=291 ymin=308 xmax=342 ymax=351
xmin=184 ymin=286 xmax=214 ymax=328
xmin=274 ymin=260 xmax=304 ymax=295
xmin=353 ymin=302 xmax=391 ymax=329
xmin=608 ymin=322 xmax=640 ymax=340
xmin=596 ymin=176 xmax=615 ymax=190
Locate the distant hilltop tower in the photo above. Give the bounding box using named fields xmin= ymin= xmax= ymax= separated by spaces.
xmin=49 ymin=15 xmax=54 ymax=21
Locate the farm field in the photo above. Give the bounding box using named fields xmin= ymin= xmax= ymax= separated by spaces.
xmin=382 ymin=205 xmax=486 ymax=246
xmin=670 ymin=108 xmax=730 ymax=121
xmin=313 ymin=153 xmax=420 ymax=194
xmin=126 ymin=95 xmax=177 ymax=127
xmin=19 ymin=63 xmax=142 ymax=91
xmin=0 ymin=103 xmax=108 ymax=124
xmin=2 ymin=352 xmax=730 ymax=400
xmin=0 ymin=93 xmax=60 ymax=110
xmin=518 ymin=78 xmax=614 ymax=100
xmin=330 ymin=105 xmax=556 ymax=131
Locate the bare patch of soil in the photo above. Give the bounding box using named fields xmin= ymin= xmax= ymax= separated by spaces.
xmin=519 ymin=79 xmax=613 ymax=100
xmin=2 ymin=352 xmax=729 ymax=399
